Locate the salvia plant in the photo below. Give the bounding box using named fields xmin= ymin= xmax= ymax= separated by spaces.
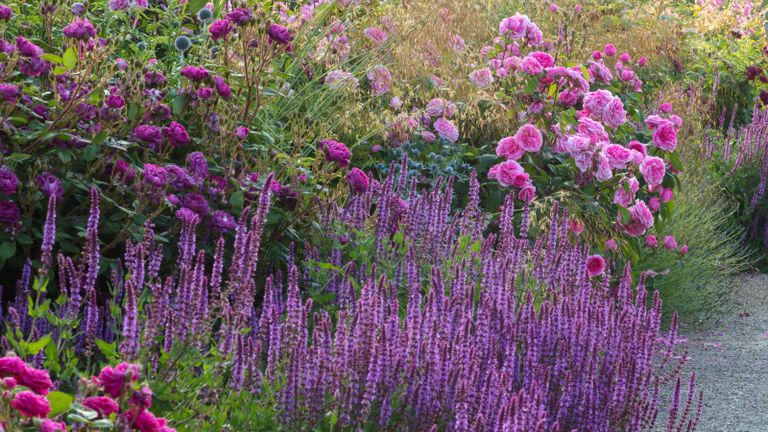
xmin=1 ymin=164 xmax=700 ymax=431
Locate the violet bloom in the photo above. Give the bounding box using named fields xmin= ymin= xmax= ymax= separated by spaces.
xmin=213 ymin=76 xmax=231 ymax=99
xmin=197 ymin=87 xmax=213 ymax=99
xmin=133 ymin=124 xmax=163 ymax=149
xmin=16 ymin=36 xmax=43 ymax=58
xmin=186 ymin=152 xmax=208 ymax=179
xmin=277 ymin=186 xmax=299 ymax=211
xmin=321 ymin=139 xmax=352 ymax=167
xmin=346 ymin=168 xmax=369 ymax=193
xmin=235 ymin=126 xmax=249 ymax=139
xmin=165 ymin=164 xmax=193 ymax=190
xmin=63 ymin=17 xmax=97 ymax=41
xmin=182 ymin=193 xmax=209 ymax=215
xmin=108 ymin=0 xmax=130 ymax=11
xmin=0 ymin=4 xmax=12 ymax=20
xmin=175 ymin=207 xmax=198 ymax=223
xmin=142 ymin=164 xmax=168 ymax=188
xmin=433 ymin=118 xmax=459 ymax=143
xmin=0 ymin=200 xmax=20 ymax=225
xmin=211 ymin=210 xmax=236 ymax=232
xmin=0 ymin=166 xmax=18 ymax=194
xmin=267 ymin=23 xmax=292 ymax=44
xmin=163 ymin=121 xmax=190 ymax=147
xmin=144 ymin=71 xmax=167 ymax=87
xmin=104 ymin=94 xmax=125 ymax=109
xmin=226 ymin=7 xmax=254 ymax=25
xmin=180 ymin=65 xmax=209 ymax=82
xmin=36 ymin=173 xmax=63 ymax=199
xmin=367 ymin=65 xmax=392 ymax=96
xmin=209 ymin=19 xmax=232 ymax=41
xmin=0 ymin=83 xmax=19 ymax=103
xmin=70 ymin=2 xmax=85 ymax=15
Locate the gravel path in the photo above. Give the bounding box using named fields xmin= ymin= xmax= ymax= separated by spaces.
xmin=680 ymin=274 xmax=768 ymax=431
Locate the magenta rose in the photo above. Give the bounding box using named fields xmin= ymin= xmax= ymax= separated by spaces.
xmin=346 ymin=167 xmax=369 ymax=193
xmin=613 ymin=176 xmax=639 ymax=207
xmin=518 ymin=184 xmax=536 ymax=203
xmin=98 ymin=363 xmax=140 ymax=398
xmin=521 ymin=55 xmax=543 ymax=75
xmin=83 ymin=396 xmax=120 ymax=417
xmin=602 ymin=96 xmax=627 ymax=128
xmin=576 ymin=117 xmax=609 ymax=143
xmin=0 ymin=200 xmax=20 ymax=225
xmin=664 ymin=235 xmax=678 ymax=251
xmin=321 ymin=139 xmax=352 ymax=167
xmin=651 ymin=120 xmax=677 ymax=152
xmin=16 ymin=366 xmax=53 ymax=395
xmin=644 ymin=235 xmax=658 ymax=248
xmin=586 ymin=254 xmax=606 ymax=278
xmin=434 ymin=118 xmax=459 ymax=143
xmin=639 ymin=156 xmax=666 ymax=186
xmin=496 ymin=136 xmax=525 ymax=160
xmin=604 ymin=144 xmax=632 ymax=169
xmin=11 ymin=391 xmax=50 ymax=417
xmin=583 ymin=90 xmax=612 ymax=117
xmin=488 ymin=160 xmax=526 ymax=187
xmin=515 ymin=124 xmax=542 ymax=152
xmin=0 ymin=166 xmax=19 ymax=194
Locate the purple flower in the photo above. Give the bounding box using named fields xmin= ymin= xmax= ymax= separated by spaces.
xmin=144 ymin=71 xmax=167 ymax=87
xmin=211 ymin=210 xmax=236 ymax=232
xmin=16 ymin=36 xmax=42 ymax=58
xmin=142 ymin=164 xmax=168 ymax=188
xmin=165 ymin=164 xmax=193 ymax=190
xmin=433 ymin=117 xmax=459 ymax=142
xmin=276 ymin=187 xmax=299 ymax=211
xmin=226 ymin=8 xmax=254 ymax=25
xmin=163 ymin=121 xmax=190 ymax=147
xmin=70 ymin=3 xmax=85 ymax=15
xmin=367 ymin=65 xmax=392 ymax=96
xmin=0 ymin=166 xmax=19 ymax=194
xmin=133 ymin=125 xmax=163 ymax=149
xmin=346 ymin=168 xmax=369 ymax=193
xmin=267 ymin=23 xmax=292 ymax=44
xmin=321 ymin=139 xmax=352 ymax=167
xmin=235 ymin=126 xmax=249 ymax=139
xmin=180 ymin=66 xmax=209 ymax=82
xmin=110 ymin=160 xmax=136 ymax=183
xmin=19 ymin=57 xmax=51 ymax=77
xmin=108 ymin=0 xmax=130 ymax=11
xmin=0 ymin=4 xmax=12 ymax=20
xmin=0 ymin=200 xmax=19 ymax=225
xmin=197 ymin=87 xmax=213 ymax=99
xmin=104 ymin=94 xmax=125 ymax=109
xmin=186 ymin=152 xmax=208 ymax=179
xmin=182 ymin=193 xmax=209 ymax=215
xmin=212 ymin=76 xmax=231 ymax=99
xmin=175 ymin=207 xmax=198 ymax=223
xmin=166 ymin=194 xmax=180 ymax=206
xmin=36 ymin=173 xmax=63 ymax=199
xmin=209 ymin=19 xmax=232 ymax=41
xmin=63 ymin=17 xmax=96 ymax=41
xmin=0 ymin=83 xmax=19 ymax=103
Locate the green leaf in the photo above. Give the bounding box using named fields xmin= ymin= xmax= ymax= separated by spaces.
xmin=618 ymin=206 xmax=631 ymax=224
xmin=40 ymin=54 xmax=63 ymax=64
xmin=229 ymin=190 xmax=244 ymax=210
xmin=0 ymin=241 xmax=16 ymax=260
xmin=27 ymin=334 xmax=51 ymax=355
xmin=63 ymin=47 xmax=77 ymax=70
xmin=95 ymin=339 xmax=118 ymax=359
xmin=172 ymin=93 xmax=188 ymax=115
xmin=669 ymin=151 xmax=683 ymax=171
xmin=48 ymin=391 xmax=73 ymax=417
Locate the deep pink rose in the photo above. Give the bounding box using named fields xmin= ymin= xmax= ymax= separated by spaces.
xmin=521 ymin=55 xmax=543 ymax=75
xmin=602 ymin=97 xmax=627 ymax=128
xmin=518 ymin=184 xmax=536 ymax=203
xmin=604 ymin=144 xmax=632 ymax=168
xmin=488 ymin=160 xmax=524 ymax=187
xmin=652 ymin=120 xmax=677 ymax=152
xmin=664 ymin=235 xmax=678 ymax=251
xmin=605 ymin=239 xmax=618 ymax=251
xmin=622 ymin=199 xmax=654 ymax=237
xmin=16 ymin=366 xmax=53 ymax=395
xmin=644 ymin=235 xmax=658 ymax=248
xmin=639 ymin=156 xmax=665 ymax=186
xmin=586 ymin=254 xmax=605 ymax=277
xmin=346 ymin=168 xmax=369 ymax=193
xmin=576 ymin=117 xmax=609 ymax=143
xmin=40 ymin=420 xmax=67 ymax=431
xmin=515 ymin=124 xmax=542 ymax=152
xmin=98 ymin=363 xmax=140 ymax=398
xmin=83 ymin=396 xmax=119 ymax=416
xmin=0 ymin=356 xmax=26 ymax=377
xmin=681 ymin=244 xmax=688 ymax=254
xmin=11 ymin=391 xmax=50 ymax=417
xmin=648 ymin=197 xmax=661 ymax=211
xmin=583 ymin=90 xmax=612 ymax=117
xmin=613 ymin=176 xmax=639 ymax=207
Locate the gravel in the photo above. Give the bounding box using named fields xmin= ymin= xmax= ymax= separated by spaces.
xmin=673 ymin=274 xmax=768 ymax=432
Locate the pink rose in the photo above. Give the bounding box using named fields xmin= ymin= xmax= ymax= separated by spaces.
xmin=661 ymin=188 xmax=673 ymax=202
xmin=595 ymin=154 xmax=613 ymax=182
xmin=664 ymin=235 xmax=678 ymax=251
xmin=577 ymin=117 xmax=609 ymax=143
xmin=40 ymin=420 xmax=67 ymax=432
xmin=622 ymin=199 xmax=654 ymax=237
xmin=469 ymin=68 xmax=494 ymax=89
xmin=604 ymin=144 xmax=632 ymax=168
xmin=605 ymin=239 xmax=619 ymax=251
xmin=659 ymin=103 xmax=672 ymax=113
xmin=613 ymin=176 xmax=639 ymax=207
xmin=604 ymin=43 xmax=617 ymax=56
xmin=11 ymin=391 xmax=50 ymax=417
xmin=639 ymin=156 xmax=666 ymax=186
xmin=602 ymin=96 xmax=627 ymax=128
xmin=529 ymin=51 xmax=554 ymax=68
xmin=518 ymin=184 xmax=536 ymax=203
xmin=586 ymin=254 xmax=606 ymax=277
xmin=569 ymin=219 xmax=585 ymax=235
xmin=619 ymin=52 xmax=631 ymax=63
xmin=98 ymin=363 xmax=140 ymax=398
xmin=644 ymin=234 xmax=658 ymax=248
xmin=499 ymin=14 xmax=530 ymax=39
xmin=681 ymin=244 xmax=688 ymax=254
xmin=83 ymin=396 xmax=120 ymax=417
xmin=0 ymin=356 xmax=26 ymax=377
xmin=644 ymin=115 xmax=666 ymax=130
xmin=651 ymin=120 xmax=677 ymax=151
xmin=648 ymin=197 xmax=661 ymax=211
xmin=515 ymin=124 xmax=543 ymax=152
xmin=521 ymin=55 xmax=544 ymax=75
xmin=496 ymin=136 xmax=525 ymax=160
xmin=583 ymin=90 xmax=612 ymax=117
xmin=488 ymin=160 xmax=525 ymax=187
xmin=16 ymin=366 xmax=53 ymax=395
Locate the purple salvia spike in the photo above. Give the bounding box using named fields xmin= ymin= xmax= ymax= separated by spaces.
xmin=40 ymin=195 xmax=57 ymax=273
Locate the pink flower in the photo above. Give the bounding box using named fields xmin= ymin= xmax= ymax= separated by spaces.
xmin=16 ymin=366 xmax=53 ymax=395
xmin=496 ymin=136 xmax=525 ymax=160
xmin=469 ymin=68 xmax=494 ymax=88
xmin=644 ymin=234 xmax=658 ymax=248
xmin=433 ymin=118 xmax=459 ymax=142
xmin=40 ymin=420 xmax=67 ymax=432
xmin=661 ymin=187 xmax=673 ymax=202
xmin=550 ymin=3 xmax=559 ymax=12
xmin=367 ymin=65 xmax=392 ymax=96
xmin=0 ymin=356 xmax=26 ymax=377
xmin=604 ymin=144 xmax=632 ymax=168
xmin=595 ymin=154 xmax=613 ymax=182
xmin=569 ymin=219 xmax=585 ymax=235
xmin=583 ymin=90 xmax=612 ymax=117
xmin=529 ymin=51 xmax=554 ymax=67
xmin=628 ymin=141 xmax=648 ymax=158
xmin=681 ymin=244 xmax=688 ymax=254
xmin=586 ymin=254 xmax=606 ymax=277
xmin=98 ymin=363 xmax=140 ymax=398
xmin=83 ymin=396 xmax=119 ymax=416
xmin=648 ymin=197 xmax=661 ymax=211
xmin=488 ymin=160 xmax=525 ymax=187
xmin=592 ymin=51 xmax=602 ymax=60
xmin=518 ymin=184 xmax=536 ymax=203
xmin=638 ymin=57 xmax=647 ymax=66
xmin=659 ymin=103 xmax=672 ymax=113
xmin=639 ymin=156 xmax=666 ymax=186
xmin=622 ymin=199 xmax=654 ymax=237
xmin=11 ymin=391 xmax=50 ymax=417
xmin=521 ymin=55 xmax=543 ymax=75
xmin=664 ymin=235 xmax=678 ymax=250
xmin=576 ymin=117 xmax=609 ymax=143
xmin=321 ymin=139 xmax=352 ymax=167
xmin=604 ymin=43 xmax=617 ymax=56
xmin=605 ymin=239 xmax=619 ymax=251
xmin=613 ymin=176 xmax=639 ymax=207
xmin=602 ymin=97 xmax=627 ymax=128
xmin=499 ymin=14 xmax=530 ymax=39
xmin=515 ymin=124 xmax=542 ymax=152
xmin=652 ymin=120 xmax=678 ymax=151
xmin=346 ymin=168 xmax=369 ymax=193
xmin=619 ymin=52 xmax=631 ymax=63
xmin=363 ymin=27 xmax=388 ymax=46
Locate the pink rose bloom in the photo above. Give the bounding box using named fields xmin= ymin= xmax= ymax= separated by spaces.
xmin=604 ymin=43 xmax=617 ymax=56
xmin=496 ymin=136 xmax=525 ymax=160
xmin=628 ymin=141 xmax=648 ymax=158
xmin=620 ymin=68 xmax=635 ymax=82
xmin=589 ymin=61 xmax=613 ymax=83
xmin=605 ymin=144 xmax=632 ymax=168
xmin=574 ymin=4 xmax=582 ymax=12
xmin=529 ymin=51 xmax=554 ymax=68
xmin=592 ymin=51 xmax=602 ymax=60
xmin=648 ymin=197 xmax=661 ymax=211
xmin=367 ymin=65 xmax=392 ymax=96
xmin=613 ymin=176 xmax=639 ymax=207
xmin=515 ymin=124 xmax=543 ymax=152
xmin=605 ymin=239 xmax=618 ymax=251
xmin=98 ymin=363 xmax=140 ymax=398
xmin=670 ymin=114 xmax=683 ymax=128
xmin=518 ymin=184 xmax=536 ymax=203
xmin=661 ymin=187 xmax=673 ymax=202
xmin=586 ymin=254 xmax=606 ymax=277
xmin=583 ymin=90 xmax=613 ymax=117
xmin=569 ymin=219 xmax=585 ymax=235
xmin=11 ymin=391 xmax=50 ymax=417
xmin=659 ymin=103 xmax=672 ymax=113
xmin=469 ymin=68 xmax=494 ymax=88
xmin=639 ymin=156 xmax=666 ymax=186
xmin=595 ymin=154 xmax=613 ymax=182
xmin=521 ymin=55 xmax=543 ymax=75
xmin=664 ymin=235 xmax=678 ymax=251
xmin=83 ymin=396 xmax=120 ymax=416
xmin=425 ymin=98 xmax=447 ymax=117
xmin=0 ymin=356 xmax=27 ymax=376
xmin=681 ymin=244 xmax=688 ymax=254
xmin=602 ymin=97 xmax=627 ymax=128
xmin=40 ymin=420 xmax=67 ymax=431
xmin=16 ymin=366 xmax=53 ymax=395
xmin=421 ymin=131 xmax=436 ymax=142
xmin=558 ymin=90 xmax=579 ymax=106
xmin=550 ymin=3 xmax=559 ymax=12
xmin=488 ymin=160 xmax=525 ymax=187
xmin=577 ymin=117 xmax=609 ymax=143
xmin=499 ymin=13 xmax=530 ymax=39
xmin=652 ymin=120 xmax=677 ymax=151
xmin=433 ymin=118 xmax=459 ymax=142
xmin=363 ymin=27 xmax=388 ymax=46
xmin=644 ymin=115 xmax=666 ymax=130
xmin=644 ymin=234 xmax=658 ymax=248
xmin=622 ymin=199 xmax=654 ymax=237
xmin=638 ymin=57 xmax=647 ymax=66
